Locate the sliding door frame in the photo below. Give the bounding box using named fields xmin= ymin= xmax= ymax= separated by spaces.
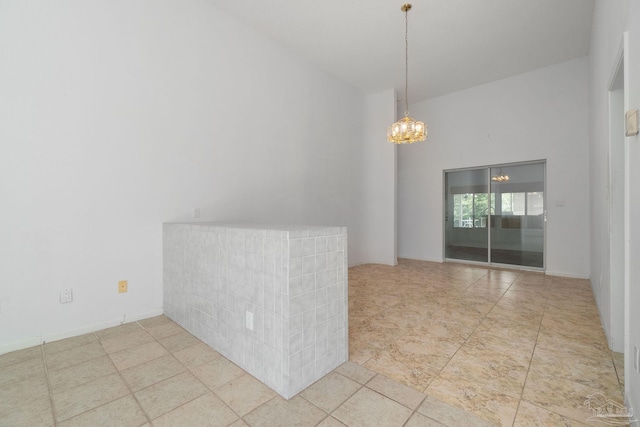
xmin=443 ymin=160 xmax=547 ymax=271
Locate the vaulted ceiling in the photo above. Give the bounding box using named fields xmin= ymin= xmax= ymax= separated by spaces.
xmin=205 ymin=0 xmax=594 ymax=103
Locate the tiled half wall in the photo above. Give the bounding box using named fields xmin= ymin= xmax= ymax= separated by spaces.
xmin=163 ymin=223 xmax=348 ymax=398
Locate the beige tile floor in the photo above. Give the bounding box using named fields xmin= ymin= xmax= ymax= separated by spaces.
xmin=0 ymin=259 xmax=627 ymax=426
xmin=349 ymin=260 xmax=628 ymax=426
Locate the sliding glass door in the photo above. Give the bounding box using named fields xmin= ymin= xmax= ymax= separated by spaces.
xmin=489 ymin=163 xmax=545 ymax=268
xmin=444 ymin=161 xmax=545 ymax=269
xmin=444 ymin=168 xmax=490 ymax=262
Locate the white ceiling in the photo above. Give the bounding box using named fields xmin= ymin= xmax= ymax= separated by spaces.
xmin=204 ymin=0 xmax=594 ymax=103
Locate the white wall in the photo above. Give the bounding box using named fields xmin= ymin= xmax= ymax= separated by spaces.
xmin=0 ymin=0 xmax=362 ymax=352
xmin=588 ymin=0 xmax=629 ymax=355
xmin=627 ymin=0 xmax=640 ymax=413
xmin=588 ymin=0 xmax=640 ymax=415
xmin=398 ymin=57 xmax=590 ymax=278
xmin=349 ymin=90 xmax=398 ymax=266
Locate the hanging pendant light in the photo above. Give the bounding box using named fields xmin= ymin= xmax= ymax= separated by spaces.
xmin=491 ymin=169 xmax=510 ymax=182
xmin=387 ymin=4 xmax=427 ymax=144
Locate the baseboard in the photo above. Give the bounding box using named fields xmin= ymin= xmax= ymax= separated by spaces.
xmin=0 ymin=336 xmax=42 ymax=356
xmin=0 ymin=308 xmax=164 ymax=356
xmin=397 ymin=256 xmax=444 ymax=263
xmin=397 ymin=257 xmax=589 ymax=279
xmin=348 ymin=258 xmax=398 ymax=268
xmin=544 ymin=270 xmax=590 ymax=280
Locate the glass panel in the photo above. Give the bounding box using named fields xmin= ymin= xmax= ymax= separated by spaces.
xmin=490 ymin=163 xmax=544 ymax=268
xmin=445 ymin=168 xmax=489 ymax=262
xmin=474 ymin=193 xmax=492 ymax=227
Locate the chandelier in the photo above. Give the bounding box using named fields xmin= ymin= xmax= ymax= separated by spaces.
xmin=491 ymin=174 xmax=510 ymax=182
xmin=387 ymin=4 xmax=427 ymax=144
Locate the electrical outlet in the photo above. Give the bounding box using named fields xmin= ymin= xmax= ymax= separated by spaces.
xmin=635 ymin=345 xmax=640 ymax=373
xmin=118 ymin=280 xmax=128 ymax=293
xmin=192 ymin=207 xmax=200 ymax=218
xmin=60 ymin=288 xmax=73 ymax=304
xmin=246 ymin=311 xmax=253 ymax=331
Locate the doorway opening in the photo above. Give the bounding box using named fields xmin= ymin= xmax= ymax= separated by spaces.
xmin=607 ymin=33 xmax=628 ymax=357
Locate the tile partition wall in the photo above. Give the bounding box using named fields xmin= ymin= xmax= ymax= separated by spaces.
xmin=163 ymin=223 xmax=348 ymax=399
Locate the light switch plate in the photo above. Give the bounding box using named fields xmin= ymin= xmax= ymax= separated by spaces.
xmin=60 ymin=288 xmax=73 ymax=304
xmin=246 ymin=311 xmax=253 ymax=331
xmin=626 ymin=109 xmax=639 ymax=136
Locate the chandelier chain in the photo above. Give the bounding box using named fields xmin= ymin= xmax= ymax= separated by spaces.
xmin=386 ymin=3 xmax=427 ymax=144
xmin=404 ymin=7 xmax=409 ymax=117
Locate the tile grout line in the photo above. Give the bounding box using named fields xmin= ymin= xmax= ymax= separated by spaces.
xmin=366 ymin=376 xmax=428 ymax=427
xmin=359 ymin=267 xmax=511 ymax=426
xmin=40 ymin=343 xmax=59 ymax=427
xmin=418 ymin=270 xmax=523 ymax=426
xmin=180 ymin=351 xmax=252 ymax=424
xmin=298 ymin=368 xmax=384 ymax=426
xmin=610 ymin=350 xmax=625 ymax=398
xmin=125 ymin=320 xmax=224 ymax=424
xmin=43 ymin=331 xmax=121 ymax=425
xmin=423 ymin=271 xmax=518 ymax=385
xmin=364 ymin=371 xmax=429 ymax=414
xmin=350 ymin=262 xmax=571 ymax=426
xmin=513 ymin=278 xmax=626 ymax=426
xmin=4 ymin=264 xmax=611 ymax=427
xmin=53 ymin=329 xmax=152 ymax=425
xmin=134 ymin=319 xmax=236 ymax=423
xmin=65 ymin=324 xmax=166 ymax=424
xmin=509 ymin=279 xmax=549 ymax=427
xmin=239 ymin=394 xmax=280 ymax=425
xmin=111 ymin=321 xmax=154 ymax=426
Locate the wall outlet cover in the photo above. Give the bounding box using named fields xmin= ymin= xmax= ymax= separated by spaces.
xmin=118 ymin=280 xmax=128 ymax=293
